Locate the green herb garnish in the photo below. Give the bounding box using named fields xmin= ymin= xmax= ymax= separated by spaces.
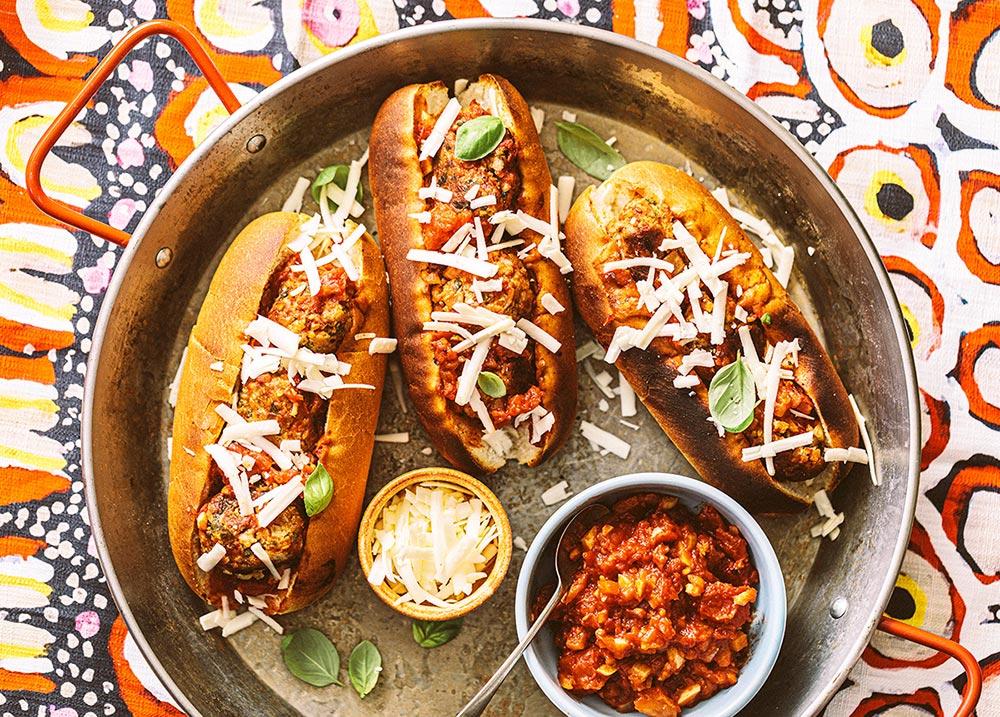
xmin=455 ymin=116 xmax=506 ymax=161
xmin=281 ymin=628 xmax=343 ymax=687
xmin=311 ymin=165 xmax=363 ymax=211
xmin=477 ymin=371 xmax=506 ymax=398
xmin=761 ymin=313 xmax=772 ymax=326
xmin=554 ymin=121 xmax=626 ymax=180
xmin=412 ymin=617 xmax=464 ymax=648
xmin=304 ymin=463 xmax=334 ymax=517
xmin=707 ymin=354 xmax=757 ymax=433
xmin=348 ymin=640 xmax=382 ymax=699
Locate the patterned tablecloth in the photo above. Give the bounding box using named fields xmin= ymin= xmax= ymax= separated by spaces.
xmin=1 ymin=0 xmax=998 ymax=715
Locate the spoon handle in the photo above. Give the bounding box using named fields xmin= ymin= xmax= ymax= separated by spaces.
xmin=455 ymin=587 xmax=563 ymax=717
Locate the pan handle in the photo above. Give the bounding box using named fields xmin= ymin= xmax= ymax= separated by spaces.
xmin=25 ymin=19 xmax=241 ymax=247
xmin=876 ymin=616 xmax=982 ymax=716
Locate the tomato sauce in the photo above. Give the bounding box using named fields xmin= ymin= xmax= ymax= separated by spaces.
xmin=539 ymin=493 xmax=759 ymax=717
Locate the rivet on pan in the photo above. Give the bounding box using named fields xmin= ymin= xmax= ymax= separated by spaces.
xmin=830 ymin=597 xmax=849 ymax=619
xmin=246 ymin=134 xmax=267 ymax=153
xmin=155 ymin=247 xmax=173 ymax=269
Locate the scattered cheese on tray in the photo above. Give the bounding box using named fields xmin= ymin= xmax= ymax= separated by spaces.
xmin=541 ymin=480 xmax=572 ymax=506
xmin=374 ymin=432 xmax=410 ymax=443
xmin=580 ymin=421 xmax=631 ymax=460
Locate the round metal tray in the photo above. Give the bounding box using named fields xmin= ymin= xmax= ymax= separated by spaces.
xmin=83 ymin=20 xmax=919 ymax=717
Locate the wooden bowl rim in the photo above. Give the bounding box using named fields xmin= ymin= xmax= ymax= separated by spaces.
xmin=357 ymin=466 xmax=513 ymax=621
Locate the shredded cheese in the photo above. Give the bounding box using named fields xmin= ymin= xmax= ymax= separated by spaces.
xmin=673 ymin=374 xmax=701 ymax=389
xmin=540 ymin=292 xmax=565 ymax=315
xmin=557 ymin=175 xmax=575 ymax=223
xmin=281 ymin=177 xmax=311 ymax=213
xmin=619 ymin=372 xmax=637 ymax=417
xmin=824 ymin=447 xmax=869 ymax=463
xmin=368 ymin=483 xmax=498 ymax=607
xmin=247 ymin=606 xmax=283 ymax=634
xmin=454 ymin=339 xmax=492 ymax=406
xmin=197 ymin=543 xmax=226 ymax=573
xmin=516 ymin=318 xmax=562 ymax=353
xmin=541 ymin=480 xmax=572 ymax=506
xmin=221 ymin=610 xmax=256 ymax=637
xmin=529 ymin=106 xmax=545 ymax=133
xmin=369 ymin=338 xmax=397 ymax=354
xmin=420 ymin=98 xmax=461 ymax=160
xmin=580 ymin=421 xmax=631 ymax=459
xmin=250 ymin=543 xmax=283 ymax=580
xmin=849 ymin=394 xmax=880 ymax=486
xmin=406 ymin=249 xmax=498 ymax=279
xmin=374 ymin=432 xmax=410 ymax=443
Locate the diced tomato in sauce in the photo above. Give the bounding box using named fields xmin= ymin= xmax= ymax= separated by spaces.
xmin=536 ymin=493 xmax=759 ymax=717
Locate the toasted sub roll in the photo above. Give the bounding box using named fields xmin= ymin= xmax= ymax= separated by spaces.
xmin=169 ymin=212 xmax=389 ymax=614
xmin=565 ymin=162 xmax=859 ymax=513
xmin=368 ymin=74 xmax=577 ymax=474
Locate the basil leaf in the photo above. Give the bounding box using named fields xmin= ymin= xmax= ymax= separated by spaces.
xmin=348 ymin=640 xmax=382 ymax=699
xmin=311 ymin=165 xmax=363 ymax=209
xmin=304 ymin=463 xmax=333 ymax=517
xmin=412 ymin=617 xmax=464 ymax=648
xmin=708 ymin=355 xmax=757 ymax=433
xmin=761 ymin=313 xmax=772 ymax=326
xmin=554 ymin=121 xmax=626 ymax=181
xmin=281 ymin=628 xmax=343 ymax=687
xmin=455 ymin=116 xmax=506 ymax=161
xmin=477 ymin=371 xmax=506 ymax=398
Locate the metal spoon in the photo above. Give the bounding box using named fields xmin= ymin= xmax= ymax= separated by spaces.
xmin=456 ymin=503 xmax=611 ymax=717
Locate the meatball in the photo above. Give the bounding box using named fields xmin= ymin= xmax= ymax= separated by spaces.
xmin=430 ymin=250 xmax=534 ymax=319
xmin=197 ymin=486 xmax=306 ymax=576
xmin=237 ymin=371 xmax=324 ymax=449
xmin=265 ymin=258 xmax=356 ymax=354
xmin=611 ymin=196 xmax=669 ymax=258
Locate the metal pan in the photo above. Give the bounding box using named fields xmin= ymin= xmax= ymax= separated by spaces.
xmin=28 ymin=18 xmax=980 ymax=717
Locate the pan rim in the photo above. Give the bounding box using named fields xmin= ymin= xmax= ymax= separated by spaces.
xmin=83 ymin=17 xmax=921 ymax=717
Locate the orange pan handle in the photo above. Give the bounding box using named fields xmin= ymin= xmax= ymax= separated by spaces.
xmin=25 ymin=19 xmax=241 ymax=247
xmin=877 ymin=616 xmax=982 ymax=717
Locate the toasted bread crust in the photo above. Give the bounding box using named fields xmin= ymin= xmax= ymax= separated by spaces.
xmin=168 ymin=213 xmax=388 ymax=613
xmin=369 ymin=74 xmax=576 ymax=474
xmin=565 ymin=162 xmax=858 ymax=514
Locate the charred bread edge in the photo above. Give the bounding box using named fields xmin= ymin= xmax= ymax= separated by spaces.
xmin=565 ymin=162 xmax=859 ymax=514
xmin=167 ymin=212 xmax=388 ymax=613
xmin=369 ymin=74 xmax=576 ymax=475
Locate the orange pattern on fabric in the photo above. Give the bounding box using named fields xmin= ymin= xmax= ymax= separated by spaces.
xmin=727 ymin=0 xmax=811 ymax=100
xmin=109 ymin=617 xmax=186 ymax=717
xmin=164 ymin=0 xmax=283 ymax=86
xmin=863 ymin=523 xmax=966 ymax=670
xmin=934 ymin=458 xmax=1000 ymax=585
xmin=920 ymin=389 xmax=950 ymax=471
xmin=0 ymin=467 xmax=71 ymax=506
xmin=955 ymin=323 xmax=1000 ymax=429
xmin=0 ymin=353 xmax=57 ymax=384
xmin=817 ymin=0 xmax=942 ymax=118
xmin=153 ymin=77 xmax=215 ymax=169
xmin=440 ymin=0 xmax=490 ymax=18
xmin=0 ymin=316 xmax=74 ymax=352
xmin=945 ymin=0 xmax=1000 ymax=111
xmin=829 ymin=143 xmax=941 ymax=248
xmin=0 ymin=0 xmax=100 ymax=77
xmin=957 ymin=170 xmax=1000 ymax=285
xmin=609 ymin=0 xmax=689 ymax=57
xmin=883 ymin=255 xmax=945 ymax=356
xmin=0 ymin=535 xmax=46 ymax=558
xmin=849 ymin=687 xmax=944 ymax=716
xmin=0 ymin=668 xmax=57 ymax=694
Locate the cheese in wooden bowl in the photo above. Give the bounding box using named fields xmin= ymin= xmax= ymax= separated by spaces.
xmin=357 ymin=467 xmax=513 ymax=621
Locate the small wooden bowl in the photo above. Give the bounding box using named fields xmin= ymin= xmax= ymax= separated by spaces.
xmin=357 ymin=467 xmax=513 ymax=621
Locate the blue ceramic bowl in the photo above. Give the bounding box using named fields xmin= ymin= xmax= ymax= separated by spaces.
xmin=514 ymin=473 xmax=786 ymax=717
